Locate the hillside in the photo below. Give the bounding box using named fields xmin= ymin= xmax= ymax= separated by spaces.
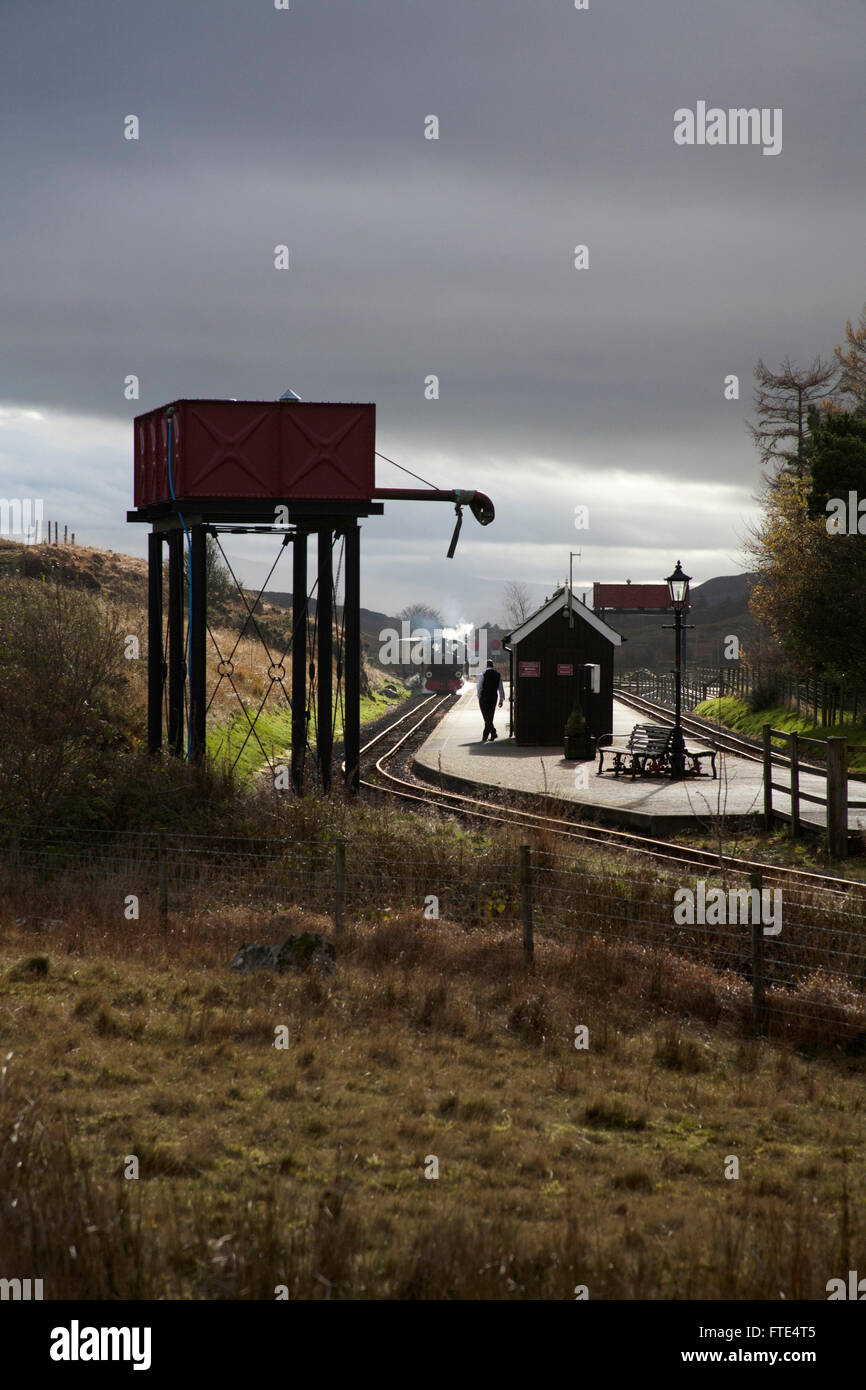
xmin=0 ymin=541 xmax=413 ymax=662
xmin=0 ymin=538 xmax=292 ymax=637
xmin=609 ymin=572 xmax=769 ymax=671
xmin=1 ymin=536 xmax=149 ymax=607
xmin=0 ymin=539 xmax=408 ymax=790
xmin=265 ymin=590 xmax=395 ymax=658
xmin=0 ymin=541 xmax=770 ymax=676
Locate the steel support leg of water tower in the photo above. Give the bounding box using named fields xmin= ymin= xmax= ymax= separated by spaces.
xmin=344 ymin=521 xmax=360 ymax=795
xmin=167 ymin=527 xmax=185 ymax=757
xmin=147 ymin=530 xmax=163 ymax=753
xmin=188 ymin=521 xmax=207 ymax=761
xmin=317 ymin=528 xmax=333 ymax=791
xmin=291 ymin=530 xmax=308 ymax=793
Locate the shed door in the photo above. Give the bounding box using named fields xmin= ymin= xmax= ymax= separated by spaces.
xmin=551 ymin=647 xmax=580 ymax=737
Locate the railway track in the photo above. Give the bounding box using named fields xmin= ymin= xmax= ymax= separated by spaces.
xmin=354 ymin=694 xmax=865 ymax=898
xmin=615 ymin=686 xmax=866 ymax=783
xmin=616 ymin=689 xmax=767 ymax=762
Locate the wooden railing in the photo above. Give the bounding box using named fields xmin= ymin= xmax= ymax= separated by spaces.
xmin=615 ymin=667 xmax=866 ymax=729
xmin=761 ymin=726 xmax=866 ymax=859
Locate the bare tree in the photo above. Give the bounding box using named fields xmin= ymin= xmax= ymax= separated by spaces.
xmin=834 ymin=303 xmax=866 ymax=408
xmin=747 ymin=355 xmax=838 ymax=475
xmin=184 ymin=534 xmax=235 ymax=600
xmin=397 ymin=602 xmax=445 ymax=627
xmin=502 ymin=580 xmax=533 ymax=631
xmin=394 ymin=603 xmax=445 ymax=679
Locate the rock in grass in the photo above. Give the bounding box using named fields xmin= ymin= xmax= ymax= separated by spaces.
xmin=231 ymin=932 xmax=336 ymax=975
xmin=8 ymin=955 xmax=49 ymax=981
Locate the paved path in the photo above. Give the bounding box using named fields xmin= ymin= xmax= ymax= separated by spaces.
xmin=413 ymin=687 xmax=865 ymax=837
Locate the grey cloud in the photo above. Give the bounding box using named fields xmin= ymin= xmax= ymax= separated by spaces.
xmin=1 ymin=0 xmax=862 ymax=611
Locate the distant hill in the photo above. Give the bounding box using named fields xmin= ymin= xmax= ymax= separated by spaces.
xmin=0 ymin=539 xmax=292 ymax=641
xmin=0 ymin=541 xmax=434 ymax=668
xmin=607 ymin=573 xmax=769 ymax=671
xmin=265 ymin=591 xmax=393 ymax=645
xmin=689 ymin=573 xmax=755 ymax=611
xmin=0 ymin=541 xmax=766 ymax=674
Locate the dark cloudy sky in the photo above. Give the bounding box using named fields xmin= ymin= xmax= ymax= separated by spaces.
xmin=2 ymin=0 xmax=863 ymax=623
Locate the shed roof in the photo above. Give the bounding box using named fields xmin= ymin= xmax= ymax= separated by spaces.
xmin=504 ymin=587 xmax=623 ymax=647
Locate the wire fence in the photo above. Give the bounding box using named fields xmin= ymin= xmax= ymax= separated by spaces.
xmin=616 ymin=666 xmax=866 ymax=728
xmin=3 ymin=820 xmax=866 ymax=1044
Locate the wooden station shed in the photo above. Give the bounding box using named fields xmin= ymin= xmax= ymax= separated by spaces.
xmin=503 ymin=588 xmax=623 ymax=745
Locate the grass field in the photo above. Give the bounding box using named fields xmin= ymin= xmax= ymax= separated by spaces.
xmin=693 ymin=696 xmax=866 ymax=771
xmin=2 ymin=899 xmax=865 ymax=1300
xmin=207 ymin=691 xmax=408 ymax=780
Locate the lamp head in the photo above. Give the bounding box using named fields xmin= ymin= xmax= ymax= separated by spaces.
xmin=666 ymin=560 xmax=691 ymax=611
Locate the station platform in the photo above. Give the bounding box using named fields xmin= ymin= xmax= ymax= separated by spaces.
xmin=413 ymin=687 xmax=865 ymax=838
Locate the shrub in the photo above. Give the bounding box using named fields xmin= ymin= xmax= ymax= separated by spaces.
xmin=0 ymin=578 xmax=136 ymax=825
xmin=564 ymin=701 xmax=585 ymax=736
xmin=747 ymin=674 xmax=785 ymax=713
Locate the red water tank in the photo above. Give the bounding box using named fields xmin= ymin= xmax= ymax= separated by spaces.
xmin=133 ymin=399 xmax=376 ymax=507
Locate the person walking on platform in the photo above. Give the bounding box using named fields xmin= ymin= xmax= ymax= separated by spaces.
xmin=477 ymin=659 xmax=505 ymax=742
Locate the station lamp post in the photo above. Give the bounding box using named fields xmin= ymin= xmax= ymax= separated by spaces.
xmin=664 ymin=561 xmax=692 ymax=780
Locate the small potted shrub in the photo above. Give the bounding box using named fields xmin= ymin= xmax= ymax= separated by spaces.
xmin=564 ymin=702 xmax=586 ymax=760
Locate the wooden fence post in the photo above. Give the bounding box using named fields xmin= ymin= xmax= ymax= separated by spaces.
xmin=520 ymin=844 xmax=534 ymax=963
xmin=827 ymin=737 xmax=848 ymax=861
xmin=334 ymin=837 xmax=346 ymax=938
xmin=762 ymin=725 xmax=773 ymax=831
xmin=789 ymin=731 xmax=800 ymax=839
xmin=750 ymin=871 xmax=765 ymax=1033
xmin=158 ymin=834 xmax=168 ymax=933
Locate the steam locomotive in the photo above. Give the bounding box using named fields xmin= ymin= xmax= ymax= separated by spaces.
xmin=422 ymin=637 xmax=467 ymax=694
xmin=422 ymin=659 xmax=465 ymax=694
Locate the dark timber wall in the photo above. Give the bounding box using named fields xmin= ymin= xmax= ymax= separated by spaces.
xmin=511 ymin=607 xmax=616 ymax=745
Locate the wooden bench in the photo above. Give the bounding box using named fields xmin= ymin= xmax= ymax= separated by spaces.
xmin=597 ymin=724 xmax=674 ymax=778
xmin=597 ymin=724 xmax=718 ymax=778
xmin=685 ymin=745 xmax=717 ymax=778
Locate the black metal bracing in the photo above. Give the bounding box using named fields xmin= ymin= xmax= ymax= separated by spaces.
xmin=343 ymin=522 xmax=361 ymax=793
xmin=147 ymin=530 xmax=162 ymax=753
xmin=144 ymin=513 xmax=364 ymax=796
xmin=204 ymin=528 xmax=294 ymax=776
xmin=167 ymin=528 xmax=185 ymax=757
xmin=133 ymin=479 xmax=492 ymax=794
xmin=317 ymin=529 xmax=333 ymax=791
xmin=291 ymin=530 xmax=308 ymax=793
xmin=189 ymin=523 xmax=207 ymax=759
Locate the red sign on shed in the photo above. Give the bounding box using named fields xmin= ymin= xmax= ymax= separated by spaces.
xmin=519 ymin=661 xmax=541 ymax=677
xmin=557 ymin=663 xmax=573 ymax=676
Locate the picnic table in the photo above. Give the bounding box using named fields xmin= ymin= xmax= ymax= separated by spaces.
xmin=596 ymin=723 xmax=717 ymax=778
